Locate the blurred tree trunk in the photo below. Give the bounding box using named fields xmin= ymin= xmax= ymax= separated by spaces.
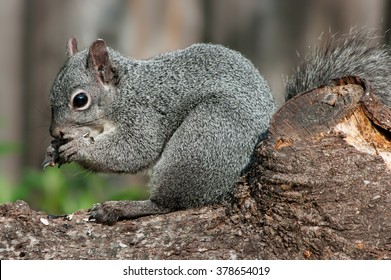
xmin=0 ymin=0 xmax=23 ymax=184
xmin=120 ymin=0 xmax=203 ymax=58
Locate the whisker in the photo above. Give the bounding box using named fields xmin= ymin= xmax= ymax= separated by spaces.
xmin=72 ymin=166 xmax=94 ymax=178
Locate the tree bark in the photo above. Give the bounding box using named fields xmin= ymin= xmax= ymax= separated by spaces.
xmin=244 ymin=77 xmax=391 ymax=259
xmin=1 ymin=77 xmax=390 ymax=259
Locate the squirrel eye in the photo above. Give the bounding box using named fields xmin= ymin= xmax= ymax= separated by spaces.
xmin=71 ymin=92 xmax=90 ymax=110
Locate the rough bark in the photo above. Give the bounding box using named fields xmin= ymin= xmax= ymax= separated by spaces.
xmin=1 ymin=77 xmax=390 ymax=260
xmin=246 ymin=77 xmax=391 ymax=259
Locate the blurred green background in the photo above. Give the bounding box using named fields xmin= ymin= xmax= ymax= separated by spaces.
xmin=1 ymin=0 xmax=390 ymax=214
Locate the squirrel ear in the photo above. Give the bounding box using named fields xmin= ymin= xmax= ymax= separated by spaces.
xmin=66 ymin=37 xmax=78 ymax=57
xmin=88 ymin=39 xmax=108 ymax=70
xmin=88 ymin=39 xmax=115 ymax=84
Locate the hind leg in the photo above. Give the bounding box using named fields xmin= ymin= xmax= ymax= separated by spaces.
xmin=149 ymin=104 xmax=256 ymax=209
xmin=89 ymin=199 xmax=170 ymax=225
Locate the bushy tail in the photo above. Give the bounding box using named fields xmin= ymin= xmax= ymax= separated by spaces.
xmin=285 ymin=30 xmax=391 ymax=106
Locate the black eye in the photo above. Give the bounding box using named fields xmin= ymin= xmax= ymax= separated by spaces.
xmin=72 ymin=92 xmax=89 ymax=109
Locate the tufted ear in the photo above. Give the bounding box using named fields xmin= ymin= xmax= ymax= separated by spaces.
xmin=66 ymin=37 xmax=78 ymax=57
xmin=87 ymin=39 xmax=116 ymax=85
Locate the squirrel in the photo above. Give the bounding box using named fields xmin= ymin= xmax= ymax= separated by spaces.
xmin=43 ymin=31 xmax=388 ymax=225
xmin=42 ymin=37 xmax=277 ymax=225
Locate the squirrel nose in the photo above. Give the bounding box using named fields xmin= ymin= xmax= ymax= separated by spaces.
xmin=50 ymin=125 xmax=64 ymax=139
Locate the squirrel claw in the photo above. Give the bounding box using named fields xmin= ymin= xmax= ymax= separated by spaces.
xmin=41 ymin=150 xmax=59 ymax=169
xmin=41 ymin=158 xmax=57 ymax=170
xmin=42 ymin=139 xmax=63 ymax=170
xmin=88 ymin=202 xmax=121 ymax=225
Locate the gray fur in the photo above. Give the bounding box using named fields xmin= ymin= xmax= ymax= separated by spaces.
xmin=47 ymin=39 xmax=276 ymax=224
xmin=285 ymin=32 xmax=391 ymax=106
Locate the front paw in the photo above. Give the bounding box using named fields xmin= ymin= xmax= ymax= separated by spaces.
xmin=58 ymin=136 xmax=91 ymax=164
xmin=89 ymin=202 xmax=123 ymax=226
xmin=42 ymin=139 xmax=65 ymax=169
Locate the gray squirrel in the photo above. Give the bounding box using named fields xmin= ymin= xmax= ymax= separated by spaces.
xmin=42 ymin=37 xmax=277 ymax=225
xmin=43 ymin=32 xmax=390 ymax=225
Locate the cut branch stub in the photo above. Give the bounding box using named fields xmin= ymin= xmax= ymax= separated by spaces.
xmin=269 ymin=76 xmax=391 ymax=170
xmin=270 ymin=76 xmax=365 ymax=141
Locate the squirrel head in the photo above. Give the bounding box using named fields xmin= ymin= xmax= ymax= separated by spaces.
xmin=49 ymin=37 xmax=119 ymax=139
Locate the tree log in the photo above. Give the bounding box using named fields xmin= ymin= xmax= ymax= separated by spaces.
xmin=245 ymin=77 xmax=391 ymax=259
xmin=1 ymin=77 xmax=390 ymax=259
